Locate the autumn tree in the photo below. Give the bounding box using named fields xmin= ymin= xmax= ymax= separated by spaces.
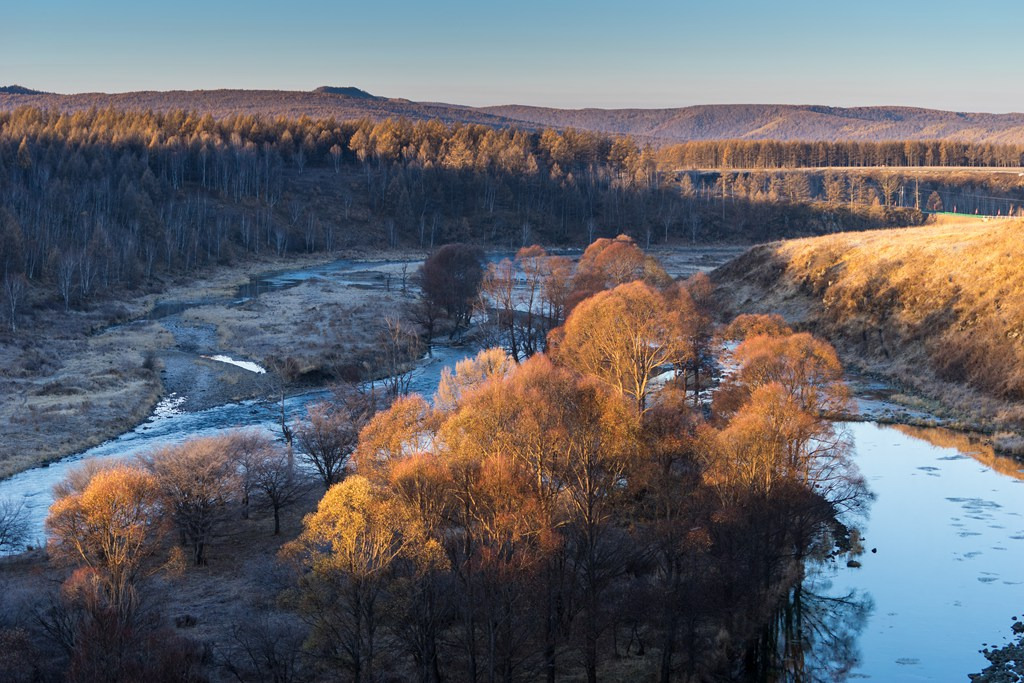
xmin=555 ymin=280 xmax=688 ymax=412
xmin=282 ymin=475 xmax=442 ymax=683
xmin=45 ymin=463 xmax=204 ymax=683
xmin=46 ymin=465 xmax=165 ymax=624
xmin=632 ymin=387 xmax=709 ymax=683
xmin=724 ymin=331 xmax=850 ymax=416
xmin=280 ymin=320 xmax=873 ymax=681
xmin=722 ymin=313 xmax=793 ymax=341
xmin=529 ymin=368 xmax=636 ymax=683
xmin=569 ymin=235 xmax=670 ymax=310
xmin=432 ymin=353 xmax=640 ymax=682
xmin=707 ymin=330 xmax=867 ymax=554
xmin=353 ymin=394 xmax=436 ymax=487
xmin=433 ymin=347 xmax=514 ymax=413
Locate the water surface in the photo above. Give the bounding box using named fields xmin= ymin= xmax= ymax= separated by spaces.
xmin=812 ymin=422 xmax=1024 ymax=680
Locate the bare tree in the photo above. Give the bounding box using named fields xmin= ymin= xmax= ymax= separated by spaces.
xmin=225 ymin=612 xmax=308 ymax=683
xmin=482 ymin=258 xmax=519 ymax=360
xmin=251 ymin=446 xmax=309 ymax=535
xmin=265 ymin=357 xmax=300 ymax=471
xmin=55 ymin=251 xmax=76 ymax=312
xmin=3 ymin=273 xmax=27 ymax=332
xmin=225 ymin=428 xmax=308 ymax=535
xmin=226 ymin=430 xmax=276 ymax=520
xmin=142 ymin=436 xmax=239 ymax=565
xmin=879 ymin=173 xmax=903 ymax=207
xmin=407 ymin=294 xmax=443 ymax=358
xmin=295 ymin=402 xmax=360 ymax=489
xmin=330 ymin=144 xmax=343 ymax=174
xmin=0 ymin=497 xmax=28 ymax=552
xmin=377 ymin=316 xmax=422 ymax=399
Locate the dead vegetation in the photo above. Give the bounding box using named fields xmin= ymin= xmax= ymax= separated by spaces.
xmin=714 ymin=217 xmax=1024 ymax=442
xmin=0 ymin=321 xmax=169 ymax=479
xmin=0 ymin=252 xmax=416 ymax=481
xmin=182 ymin=263 xmax=413 ymax=384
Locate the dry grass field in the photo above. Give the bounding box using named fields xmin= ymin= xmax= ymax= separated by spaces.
xmin=714 ymin=217 xmax=1024 ymax=447
xmin=0 ymin=252 xmax=415 ymax=479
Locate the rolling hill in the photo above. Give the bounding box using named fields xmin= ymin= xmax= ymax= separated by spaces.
xmin=713 ymin=218 xmax=1024 ymax=445
xmin=4 ymin=86 xmax=1024 ymax=144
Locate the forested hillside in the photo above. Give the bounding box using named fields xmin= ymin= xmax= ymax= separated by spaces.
xmin=0 ymin=108 xmax=923 ymax=318
xmin=6 ymin=88 xmax=1024 ymax=143
xmin=657 ymin=138 xmax=1024 ymax=168
xmin=481 ymin=103 xmax=1024 ymax=144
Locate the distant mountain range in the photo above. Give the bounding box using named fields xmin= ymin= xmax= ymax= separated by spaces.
xmin=5 ymin=86 xmax=1024 ymax=144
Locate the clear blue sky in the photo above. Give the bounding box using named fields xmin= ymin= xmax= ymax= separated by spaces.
xmin=3 ymin=0 xmax=1021 ymax=112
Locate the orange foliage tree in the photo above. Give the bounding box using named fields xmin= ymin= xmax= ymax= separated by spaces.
xmin=568 ymin=234 xmax=670 ymax=311
xmin=727 ymin=331 xmax=850 ymax=416
xmin=284 ymin=295 xmax=870 ymax=681
xmin=722 ymin=313 xmax=793 ymax=341
xmin=282 ymin=475 xmax=443 ymax=683
xmin=47 ymin=465 xmax=165 ymax=624
xmin=555 ymin=280 xmax=689 ymax=412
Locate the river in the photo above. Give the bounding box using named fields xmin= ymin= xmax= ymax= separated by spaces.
xmin=805 ymin=421 xmax=1024 ymax=680
xmin=2 ymin=256 xmax=1022 ymax=680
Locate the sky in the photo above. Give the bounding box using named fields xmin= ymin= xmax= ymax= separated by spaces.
xmin=3 ymin=0 xmax=1022 ymax=112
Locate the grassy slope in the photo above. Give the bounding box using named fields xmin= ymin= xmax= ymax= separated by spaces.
xmin=713 ymin=217 xmax=1024 ymax=444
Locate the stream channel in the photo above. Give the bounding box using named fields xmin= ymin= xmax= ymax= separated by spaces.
xmin=2 ymin=256 xmax=1021 ymax=680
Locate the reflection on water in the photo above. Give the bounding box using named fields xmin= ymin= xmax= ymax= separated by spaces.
xmin=889 ymin=423 xmax=1024 ymax=482
xmin=753 ymin=572 xmax=872 ymax=682
xmin=814 ymin=422 xmax=1024 ymax=681
xmin=749 ymin=420 xmax=1024 ymax=681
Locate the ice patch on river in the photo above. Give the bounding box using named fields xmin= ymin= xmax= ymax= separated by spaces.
xmin=151 ymin=393 xmax=186 ymax=418
xmin=201 ymin=355 xmax=267 ymax=374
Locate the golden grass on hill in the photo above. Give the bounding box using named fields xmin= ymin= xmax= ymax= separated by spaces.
xmin=715 ymin=218 xmax=1024 ymax=433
